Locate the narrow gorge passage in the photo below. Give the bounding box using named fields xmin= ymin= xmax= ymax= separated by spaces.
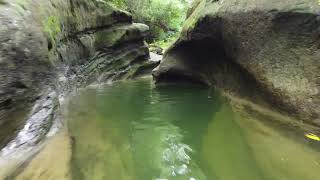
xmin=10 ymin=78 xmax=319 ymax=180
xmin=0 ymin=0 xmax=319 ymax=179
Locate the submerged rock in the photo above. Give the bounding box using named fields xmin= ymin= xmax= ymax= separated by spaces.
xmin=153 ymin=0 xmax=320 ymax=126
xmin=0 ymin=0 xmax=155 ymax=173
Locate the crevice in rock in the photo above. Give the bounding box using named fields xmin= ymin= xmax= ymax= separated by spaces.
xmin=63 ymin=22 xmax=131 ymax=41
xmin=11 ymin=82 xmax=28 ymax=89
xmin=0 ymin=99 xmax=12 ymax=108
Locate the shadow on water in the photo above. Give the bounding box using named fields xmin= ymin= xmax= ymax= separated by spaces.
xmin=63 ymin=78 xmax=320 ymax=180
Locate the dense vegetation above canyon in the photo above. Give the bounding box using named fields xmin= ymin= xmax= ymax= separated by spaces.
xmin=106 ymin=0 xmax=192 ymax=48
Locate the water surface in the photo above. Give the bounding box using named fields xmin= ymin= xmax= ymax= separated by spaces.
xmin=58 ymin=78 xmax=320 ymax=180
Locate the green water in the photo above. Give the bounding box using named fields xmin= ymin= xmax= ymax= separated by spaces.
xmin=65 ymin=78 xmax=320 ymax=180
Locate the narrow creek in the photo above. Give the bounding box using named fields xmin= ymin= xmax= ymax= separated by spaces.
xmin=8 ymin=78 xmax=320 ymax=180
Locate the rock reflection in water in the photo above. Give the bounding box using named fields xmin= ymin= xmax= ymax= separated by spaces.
xmin=5 ymin=78 xmax=319 ymax=180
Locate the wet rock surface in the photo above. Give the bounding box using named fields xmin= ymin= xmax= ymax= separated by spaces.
xmin=153 ymin=0 xmax=320 ymax=126
xmin=0 ymin=0 xmax=156 ymax=175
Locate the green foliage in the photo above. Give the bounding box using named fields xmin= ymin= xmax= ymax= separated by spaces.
xmin=43 ymin=16 xmax=61 ymax=48
xmin=0 ymin=0 xmax=6 ymax=5
xmin=127 ymin=0 xmax=189 ymax=42
xmin=150 ymin=33 xmax=179 ymax=50
xmin=105 ymin=0 xmax=190 ymax=43
xmin=106 ymin=0 xmax=126 ymax=9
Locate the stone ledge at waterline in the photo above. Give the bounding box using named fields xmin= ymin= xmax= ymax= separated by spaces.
xmin=0 ymin=0 xmax=159 ymax=152
xmin=153 ymin=0 xmax=320 ymax=127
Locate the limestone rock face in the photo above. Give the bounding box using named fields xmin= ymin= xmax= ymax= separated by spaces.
xmin=0 ymin=0 xmax=156 ymax=149
xmin=153 ymin=0 xmax=320 ymax=126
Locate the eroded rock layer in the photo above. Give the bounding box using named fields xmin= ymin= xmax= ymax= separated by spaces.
xmin=0 ymin=0 xmax=158 ymax=150
xmin=153 ymin=0 xmax=320 ymax=126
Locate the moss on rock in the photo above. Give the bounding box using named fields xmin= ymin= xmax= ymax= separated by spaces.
xmin=43 ymin=16 xmax=61 ymax=48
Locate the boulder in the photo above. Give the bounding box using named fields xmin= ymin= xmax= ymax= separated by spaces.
xmin=153 ymin=0 xmax=320 ymax=126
